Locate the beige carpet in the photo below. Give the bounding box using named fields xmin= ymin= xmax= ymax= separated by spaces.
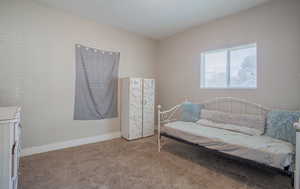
xmin=20 ymin=136 xmax=292 ymax=189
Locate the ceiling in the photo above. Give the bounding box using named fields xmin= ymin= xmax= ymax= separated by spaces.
xmin=35 ymin=0 xmax=271 ymax=39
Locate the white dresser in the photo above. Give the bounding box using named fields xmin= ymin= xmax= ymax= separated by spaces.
xmin=121 ymin=78 xmax=155 ymax=140
xmin=0 ymin=107 xmax=21 ymax=189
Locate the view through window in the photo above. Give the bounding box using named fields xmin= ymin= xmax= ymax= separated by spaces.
xmin=201 ymin=44 xmax=257 ymax=89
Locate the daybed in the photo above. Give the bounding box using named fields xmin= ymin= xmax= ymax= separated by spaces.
xmin=157 ymin=97 xmax=300 ymax=187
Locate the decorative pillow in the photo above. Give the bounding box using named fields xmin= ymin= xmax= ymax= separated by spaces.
xmin=265 ymin=110 xmax=300 ymax=145
xmin=180 ymin=102 xmax=203 ymax=122
xmin=201 ymin=109 xmax=266 ymax=135
xmin=197 ymin=119 xmax=262 ymax=136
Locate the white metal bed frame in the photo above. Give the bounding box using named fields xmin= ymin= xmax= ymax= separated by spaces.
xmin=157 ymin=97 xmax=299 ymax=188
xmin=157 ymin=97 xmax=270 ymax=151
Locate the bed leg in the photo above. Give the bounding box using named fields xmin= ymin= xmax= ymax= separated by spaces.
xmin=292 ymin=173 xmax=295 ymax=188
xmin=158 ymin=136 xmax=161 ymax=152
xmin=158 ymin=105 xmax=161 ymax=152
xmin=294 ymin=120 xmax=300 ymax=189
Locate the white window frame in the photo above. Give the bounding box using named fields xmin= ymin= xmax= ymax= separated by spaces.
xmin=200 ymin=43 xmax=257 ymax=89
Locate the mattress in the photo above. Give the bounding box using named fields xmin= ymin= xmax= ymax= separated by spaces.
xmin=162 ymin=121 xmax=294 ymax=170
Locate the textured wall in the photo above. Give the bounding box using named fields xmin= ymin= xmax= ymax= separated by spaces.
xmin=0 ymin=0 xmax=157 ymax=148
xmin=1 ymin=0 xmax=300 ymax=149
xmin=157 ymin=0 xmax=300 ymax=111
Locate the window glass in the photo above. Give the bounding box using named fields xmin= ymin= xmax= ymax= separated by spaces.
xmin=230 ymin=46 xmax=257 ymax=88
xmin=203 ymin=50 xmax=227 ymax=88
xmin=201 ymin=44 xmax=257 ymax=89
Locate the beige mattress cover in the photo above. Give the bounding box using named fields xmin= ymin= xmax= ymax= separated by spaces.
xmin=162 ymin=121 xmax=294 ymax=170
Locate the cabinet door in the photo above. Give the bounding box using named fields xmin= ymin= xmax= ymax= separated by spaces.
xmin=129 ymin=78 xmax=143 ymax=139
xmin=142 ymin=79 xmax=155 ymax=137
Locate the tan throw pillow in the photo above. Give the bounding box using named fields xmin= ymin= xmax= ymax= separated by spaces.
xmin=201 ymin=109 xmax=266 ymax=135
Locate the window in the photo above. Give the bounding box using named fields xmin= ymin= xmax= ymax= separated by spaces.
xmin=201 ymin=44 xmax=257 ymax=89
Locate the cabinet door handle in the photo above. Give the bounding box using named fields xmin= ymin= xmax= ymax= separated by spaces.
xmin=12 ymin=143 xmax=16 ymax=155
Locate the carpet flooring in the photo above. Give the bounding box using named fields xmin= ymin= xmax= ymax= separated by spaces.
xmin=20 ymin=136 xmax=292 ymax=189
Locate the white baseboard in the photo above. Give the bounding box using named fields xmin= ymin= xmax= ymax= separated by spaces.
xmin=21 ymin=132 xmax=121 ymax=157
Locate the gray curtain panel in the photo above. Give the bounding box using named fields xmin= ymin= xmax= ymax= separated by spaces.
xmin=74 ymin=44 xmax=119 ymax=120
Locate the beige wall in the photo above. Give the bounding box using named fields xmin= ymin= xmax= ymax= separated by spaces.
xmin=0 ymin=0 xmax=157 ymax=148
xmin=1 ymin=0 xmax=300 ymax=149
xmin=157 ymin=0 xmax=300 ymax=111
